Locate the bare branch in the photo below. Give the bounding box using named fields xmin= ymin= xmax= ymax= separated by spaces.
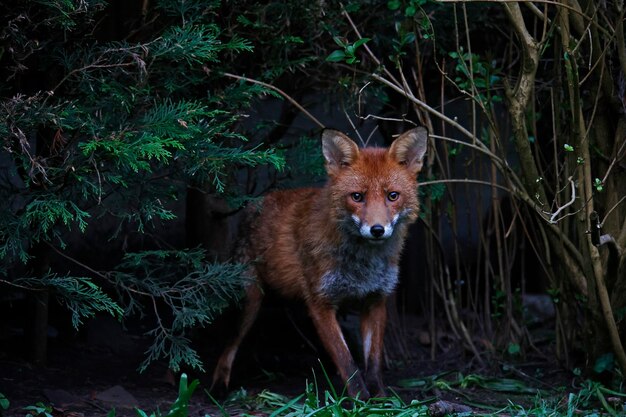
xmin=419 ymin=178 xmax=513 ymax=194
xmin=545 ymin=177 xmax=577 ymax=224
xmin=222 ymin=72 xmax=325 ymax=130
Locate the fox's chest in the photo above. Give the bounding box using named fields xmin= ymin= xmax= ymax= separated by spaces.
xmin=317 ymin=254 xmax=399 ymax=303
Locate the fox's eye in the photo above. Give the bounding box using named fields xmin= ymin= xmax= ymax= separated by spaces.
xmin=388 ymin=191 xmax=400 ymax=201
xmin=351 ymin=192 xmax=364 ymax=202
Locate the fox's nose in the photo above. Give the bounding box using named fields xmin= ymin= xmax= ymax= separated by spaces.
xmin=370 ymin=224 xmax=385 ymax=238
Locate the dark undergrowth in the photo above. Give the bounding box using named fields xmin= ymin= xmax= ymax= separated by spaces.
xmin=3 ymin=370 xmax=625 ymax=417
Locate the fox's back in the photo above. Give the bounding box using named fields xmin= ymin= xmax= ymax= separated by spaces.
xmin=239 ymin=187 xmax=328 ymax=298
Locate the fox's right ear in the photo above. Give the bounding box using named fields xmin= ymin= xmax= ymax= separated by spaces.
xmin=322 ymin=129 xmax=360 ymax=176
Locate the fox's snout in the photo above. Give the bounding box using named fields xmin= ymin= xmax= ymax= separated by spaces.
xmin=370 ymin=224 xmax=385 ymax=238
xmin=351 ymin=214 xmax=399 ymax=241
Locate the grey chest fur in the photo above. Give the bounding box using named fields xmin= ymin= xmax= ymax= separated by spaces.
xmin=317 ymin=247 xmax=399 ymax=303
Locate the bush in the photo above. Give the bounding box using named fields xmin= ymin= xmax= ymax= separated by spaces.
xmin=0 ymin=0 xmax=283 ymax=371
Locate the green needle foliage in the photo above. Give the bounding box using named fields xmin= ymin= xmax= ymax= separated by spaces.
xmin=16 ymin=274 xmax=124 ymax=329
xmin=0 ymin=0 xmax=284 ymax=371
xmin=112 ymin=249 xmax=249 ymax=372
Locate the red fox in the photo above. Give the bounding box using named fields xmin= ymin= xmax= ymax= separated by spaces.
xmin=211 ymin=127 xmax=428 ymax=399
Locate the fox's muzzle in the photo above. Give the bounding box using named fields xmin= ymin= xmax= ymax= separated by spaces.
xmin=352 ymin=215 xmax=396 ymax=240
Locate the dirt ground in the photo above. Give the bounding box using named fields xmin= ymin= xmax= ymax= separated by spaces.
xmin=0 ymin=306 xmax=571 ymax=417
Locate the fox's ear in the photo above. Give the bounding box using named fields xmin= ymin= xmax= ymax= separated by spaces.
xmin=322 ymin=129 xmax=360 ymax=175
xmin=389 ymin=127 xmax=428 ymax=174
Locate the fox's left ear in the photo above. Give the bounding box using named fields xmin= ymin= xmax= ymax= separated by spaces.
xmin=389 ymin=127 xmax=428 ymax=174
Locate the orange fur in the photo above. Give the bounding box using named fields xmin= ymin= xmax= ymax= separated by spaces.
xmin=212 ymin=128 xmax=428 ymax=399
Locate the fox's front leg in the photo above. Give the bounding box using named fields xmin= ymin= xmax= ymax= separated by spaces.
xmin=360 ymin=296 xmax=387 ymax=397
xmin=211 ymin=283 xmax=264 ymax=393
xmin=306 ymin=300 xmax=370 ymax=399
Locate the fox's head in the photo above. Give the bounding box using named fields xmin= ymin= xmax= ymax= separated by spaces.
xmin=322 ymin=128 xmax=428 ymax=243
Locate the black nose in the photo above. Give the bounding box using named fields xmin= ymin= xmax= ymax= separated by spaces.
xmin=370 ymin=224 xmax=385 ymax=238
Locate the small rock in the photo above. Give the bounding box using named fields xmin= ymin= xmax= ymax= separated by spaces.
xmin=43 ymin=389 xmax=83 ymax=407
xmin=43 ymin=388 xmax=82 ymax=407
xmin=429 ymin=400 xmax=472 ymax=416
xmin=94 ymin=385 xmax=138 ymax=408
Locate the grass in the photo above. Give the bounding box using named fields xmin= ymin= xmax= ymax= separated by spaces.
xmin=8 ymin=372 xmax=625 ymax=417
xmin=211 ymin=378 xmax=626 ymax=417
xmin=149 ymin=371 xmax=625 ymax=417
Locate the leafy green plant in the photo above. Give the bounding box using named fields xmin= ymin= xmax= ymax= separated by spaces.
xmin=507 ymin=343 xmax=521 ymax=357
xmin=593 ymin=178 xmax=604 ymax=193
xmin=326 ymin=37 xmax=371 ymax=65
xmin=594 ymin=353 xmax=615 ymax=374
xmin=448 ymin=48 xmax=502 ymax=109
xmin=23 ymin=403 xmax=53 ymax=417
xmin=0 ymin=393 xmax=8 ymax=417
xmin=388 ymin=0 xmax=429 ymax=18
xmin=107 ymin=374 xmax=199 ymax=417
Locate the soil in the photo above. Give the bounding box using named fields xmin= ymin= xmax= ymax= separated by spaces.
xmin=0 ymin=305 xmax=573 ymax=417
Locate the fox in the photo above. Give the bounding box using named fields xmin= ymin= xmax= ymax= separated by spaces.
xmin=211 ymin=127 xmax=428 ymax=399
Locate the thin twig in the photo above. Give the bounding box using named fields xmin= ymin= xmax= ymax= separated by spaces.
xmin=419 ymin=178 xmax=512 ymax=194
xmin=0 ymin=278 xmax=47 ymax=291
xmin=371 ymin=73 xmax=474 ymax=140
xmin=358 ymin=113 xmax=414 ymax=124
xmin=365 ymin=125 xmax=379 ymax=145
xmin=600 ymin=139 xmax=626 ymax=185
xmin=601 ymin=196 xmax=626 ymax=228
xmin=44 ymin=241 xmax=153 ymax=297
xmin=342 ymin=106 xmax=365 ymax=145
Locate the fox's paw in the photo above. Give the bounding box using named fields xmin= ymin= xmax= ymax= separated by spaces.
xmin=364 ymin=374 xmax=386 ymax=399
xmin=208 ymin=380 xmax=231 ymax=401
xmin=346 ymin=375 xmax=370 ymax=401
